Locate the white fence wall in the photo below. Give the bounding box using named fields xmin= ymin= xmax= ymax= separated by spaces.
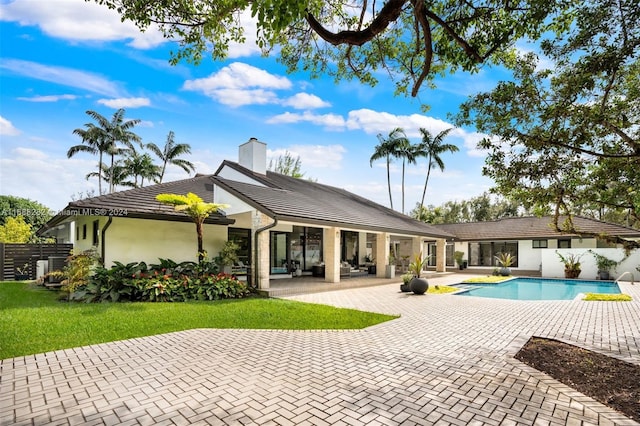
xmin=541 ymin=248 xmax=640 ymax=281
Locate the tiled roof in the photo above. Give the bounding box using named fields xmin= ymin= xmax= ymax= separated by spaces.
xmin=433 ymin=216 xmax=640 ymax=241
xmin=213 ymin=162 xmax=454 ymax=238
xmin=40 ymin=175 xmax=233 ymax=233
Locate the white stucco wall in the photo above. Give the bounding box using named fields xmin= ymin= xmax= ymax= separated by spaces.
xmin=517 ymin=241 xmax=543 ymax=271
xmin=541 ymin=248 xmax=640 ymax=280
xmin=73 ymin=215 xmax=101 ymax=253
xmin=103 ymin=217 xmax=228 ymax=266
xmin=214 ymin=186 xmax=256 ymax=215
xmin=216 ymin=165 xmax=266 ymax=186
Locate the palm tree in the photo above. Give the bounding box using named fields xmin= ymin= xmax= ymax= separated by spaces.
xmin=394 ymin=136 xmax=418 ymax=215
xmin=83 ymin=109 xmax=142 ymax=193
xmin=155 ymin=192 xmax=229 ymax=262
xmin=370 ymin=128 xmax=409 ymax=211
xmin=85 ymin=161 xmax=130 ymax=191
xmin=121 ymin=148 xmax=161 ymax=188
xmin=69 ymin=122 xmax=108 ymax=195
xmin=146 ymin=131 xmax=195 ymax=183
xmin=415 ymin=127 xmax=458 ymax=212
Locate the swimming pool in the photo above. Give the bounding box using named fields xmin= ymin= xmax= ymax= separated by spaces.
xmin=456 ymin=277 xmax=621 ymax=301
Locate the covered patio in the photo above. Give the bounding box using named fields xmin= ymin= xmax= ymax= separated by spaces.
xmin=257 ymin=270 xmax=456 ymax=297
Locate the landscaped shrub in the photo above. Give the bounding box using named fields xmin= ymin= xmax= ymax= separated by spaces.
xmin=69 ymin=259 xmax=248 ymax=303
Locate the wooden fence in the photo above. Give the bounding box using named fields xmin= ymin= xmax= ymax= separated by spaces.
xmin=0 ymin=243 xmax=73 ymax=281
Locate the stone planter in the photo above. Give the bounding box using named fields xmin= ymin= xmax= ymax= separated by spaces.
xmin=409 ymin=277 xmax=429 ymax=295
xmin=499 ymin=267 xmax=511 ymax=276
xmin=400 ymin=282 xmax=411 ymax=292
xmin=564 ymin=268 xmax=581 ymax=279
xmin=598 ymin=270 xmax=610 ymax=280
xmin=385 ymin=265 xmax=395 ymax=279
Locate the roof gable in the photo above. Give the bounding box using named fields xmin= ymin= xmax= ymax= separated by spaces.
xmin=40 ymin=175 xmax=234 ymax=233
xmin=213 ymin=162 xmax=453 ymax=238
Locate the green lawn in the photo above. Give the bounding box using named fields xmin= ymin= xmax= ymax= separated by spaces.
xmin=0 ymin=282 xmax=397 ymax=360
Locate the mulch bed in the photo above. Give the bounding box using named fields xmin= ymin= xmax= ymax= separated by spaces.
xmin=515 ymin=336 xmax=640 ymax=421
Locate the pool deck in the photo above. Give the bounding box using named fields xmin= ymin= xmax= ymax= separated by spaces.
xmin=1 ymin=273 xmax=639 ymax=425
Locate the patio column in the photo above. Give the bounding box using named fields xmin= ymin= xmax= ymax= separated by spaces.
xmin=436 ymin=238 xmax=446 ymax=272
xmin=411 ymin=237 xmax=423 ymax=257
xmin=358 ymin=232 xmax=367 ymax=265
xmin=375 ymin=232 xmax=390 ymax=278
xmin=252 ymin=212 xmax=272 ymax=290
xmin=324 ymin=227 xmax=340 ymax=283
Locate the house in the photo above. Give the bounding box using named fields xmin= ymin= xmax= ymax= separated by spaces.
xmin=433 ymin=216 xmax=640 ymax=279
xmin=39 ymin=138 xmax=454 ymax=289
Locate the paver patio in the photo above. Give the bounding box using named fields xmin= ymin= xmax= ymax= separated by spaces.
xmin=1 ymin=274 xmax=639 ymax=425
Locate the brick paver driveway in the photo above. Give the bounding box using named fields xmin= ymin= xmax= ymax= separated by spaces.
xmin=2 ymin=274 xmax=639 ymax=425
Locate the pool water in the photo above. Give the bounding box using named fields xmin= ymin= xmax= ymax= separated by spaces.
xmin=456 ymin=277 xmax=621 ymax=301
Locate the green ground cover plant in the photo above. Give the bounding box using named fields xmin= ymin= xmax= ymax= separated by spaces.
xmin=462 ymin=276 xmax=512 ymax=283
xmin=0 ymin=282 xmax=396 ymax=360
xmin=583 ymin=293 xmax=632 ymax=301
xmin=428 ymin=285 xmax=459 ymax=294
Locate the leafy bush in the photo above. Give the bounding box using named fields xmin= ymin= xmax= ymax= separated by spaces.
xmin=62 ymin=249 xmax=100 ymax=296
xmin=70 ymin=258 xmax=247 ymax=303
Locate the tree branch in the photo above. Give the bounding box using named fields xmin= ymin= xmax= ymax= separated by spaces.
xmin=305 ymin=0 xmax=408 ymax=46
xmin=410 ymin=0 xmax=433 ymax=97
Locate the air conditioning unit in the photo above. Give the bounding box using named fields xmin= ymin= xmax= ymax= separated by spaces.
xmin=36 ymin=260 xmax=49 ymax=279
xmin=48 ymin=256 xmax=66 ymax=283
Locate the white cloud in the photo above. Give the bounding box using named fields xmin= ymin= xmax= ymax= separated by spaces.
xmin=345 ymin=109 xmax=453 ymax=137
xmin=267 ymin=111 xmax=346 ymax=130
xmin=97 ymin=97 xmax=151 ymax=108
xmin=17 ymin=94 xmax=78 ymax=102
xmin=0 ymin=0 xmax=165 ymax=49
xmin=268 ymin=145 xmax=346 ymax=170
xmin=183 ymin=62 xmax=291 ymax=106
xmin=451 ymin=129 xmax=490 ymax=158
xmin=0 ymin=116 xmax=21 ymax=136
xmin=0 ymin=59 xmax=123 ymax=97
xmin=282 ymin=93 xmax=331 ymax=109
xmin=212 ymin=88 xmax=280 ymax=107
xmin=0 ymin=147 xmax=99 ymax=211
xmin=226 ymin=9 xmax=262 ymax=58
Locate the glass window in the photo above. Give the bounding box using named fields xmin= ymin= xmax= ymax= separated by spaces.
xmin=558 ymin=239 xmax=571 ymax=248
xmin=469 ymin=241 xmax=518 ymax=267
xmin=532 ymin=239 xmax=548 ymax=249
xmin=92 ymin=220 xmax=99 ymax=246
xmin=304 ymin=228 xmax=323 ymax=268
xmin=228 ymin=228 xmax=251 ymax=266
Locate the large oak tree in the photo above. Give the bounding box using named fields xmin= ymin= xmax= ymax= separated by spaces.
xmin=90 ymin=0 xmax=568 ymax=98
xmin=455 ymin=0 xmax=640 ymax=247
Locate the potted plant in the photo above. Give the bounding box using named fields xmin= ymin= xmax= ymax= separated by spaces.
xmin=556 ymin=251 xmax=583 ymax=279
xmin=588 ymin=250 xmax=618 ymax=280
xmin=494 ymin=252 xmax=515 ymax=276
xmin=217 ymin=240 xmax=240 ymax=274
xmin=400 ymin=273 xmax=412 ymax=292
xmin=385 ymin=253 xmax=396 ymax=278
xmin=454 ymin=251 xmax=465 ymax=270
xmin=15 ymin=263 xmax=30 ymax=281
xmin=408 ymin=252 xmax=430 ymax=295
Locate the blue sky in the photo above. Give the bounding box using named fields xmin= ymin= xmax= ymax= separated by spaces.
xmin=0 ymin=0 xmax=518 ymax=213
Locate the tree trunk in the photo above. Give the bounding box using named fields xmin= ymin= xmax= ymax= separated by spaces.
xmin=98 ymin=151 xmax=104 ymax=195
xmin=420 ymin=157 xmax=433 ymax=212
xmin=401 ymin=160 xmax=406 ymax=214
xmin=386 ymin=156 xmax=393 ymax=210
xmin=196 ymin=220 xmax=204 ymax=263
